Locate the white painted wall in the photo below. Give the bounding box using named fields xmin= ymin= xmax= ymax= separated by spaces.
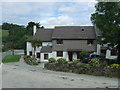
xmin=73 ymin=52 xmax=77 ymax=60
xmin=106 ymin=49 xmax=117 ymax=59
xmin=40 ymin=53 xmax=52 ymax=62
xmin=26 ymin=42 xmax=42 ymax=56
xmin=97 ymin=44 xmax=117 ymax=59
xmin=27 ymin=42 xmax=33 ymax=55
xmin=106 ymin=49 xmax=111 ymax=59
xmin=42 ymin=42 xmax=52 ymax=46
xmin=97 ymin=44 xmax=101 ymax=55
xmin=52 ymin=51 xmax=69 ymax=61
xmin=109 ymin=56 xmax=117 ymax=59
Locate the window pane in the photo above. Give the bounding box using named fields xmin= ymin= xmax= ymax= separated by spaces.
xmin=57 ymin=51 xmax=63 ymax=57
xmin=37 ymin=53 xmax=40 ymax=58
xmin=111 ymin=49 xmax=117 ymax=56
xmin=87 ymin=40 xmax=93 ymax=44
xmin=29 ymin=51 xmax=32 ymax=56
xmin=44 ymin=54 xmax=48 ymax=59
xmin=57 ymin=39 xmax=63 ymax=44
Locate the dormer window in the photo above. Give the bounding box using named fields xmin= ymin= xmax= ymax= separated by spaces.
xmin=57 ymin=39 xmax=63 ymax=44
xmin=87 ymin=40 xmax=93 ymax=45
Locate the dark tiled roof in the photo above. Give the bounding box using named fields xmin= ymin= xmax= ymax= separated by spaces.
xmin=52 ymin=26 xmax=96 ymax=39
xmin=34 ymin=29 xmax=53 ymax=41
xmin=41 ymin=46 xmax=52 ymax=53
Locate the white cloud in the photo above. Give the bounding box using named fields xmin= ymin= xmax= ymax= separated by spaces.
xmin=2 ymin=2 xmax=55 ymax=16
xmin=40 ymin=15 xmax=92 ymax=28
xmin=2 ymin=0 xmax=96 ymax=2
xmin=2 ymin=2 xmax=95 ymax=27
xmin=58 ymin=2 xmax=95 ymax=16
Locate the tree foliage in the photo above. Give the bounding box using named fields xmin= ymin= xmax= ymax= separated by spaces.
xmin=26 ymin=21 xmax=44 ymax=36
xmin=2 ymin=21 xmax=43 ymax=52
xmin=30 ymin=37 xmax=41 ymax=57
xmin=91 ymin=2 xmax=120 ymax=63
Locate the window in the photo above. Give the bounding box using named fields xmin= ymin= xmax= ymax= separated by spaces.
xmin=57 ymin=51 xmax=63 ymax=57
xmin=37 ymin=52 xmax=40 ymax=58
xmin=57 ymin=39 xmax=63 ymax=44
xmin=44 ymin=54 xmax=48 ymax=59
xmin=29 ymin=51 xmax=32 ymax=56
xmin=87 ymin=40 xmax=93 ymax=44
xmin=101 ymin=49 xmax=106 ymax=54
xmin=111 ymin=49 xmax=117 ymax=56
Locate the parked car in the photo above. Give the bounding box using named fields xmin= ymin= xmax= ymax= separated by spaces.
xmin=81 ymin=54 xmax=108 ymax=63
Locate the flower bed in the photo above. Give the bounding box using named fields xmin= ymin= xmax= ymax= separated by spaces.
xmin=24 ymin=55 xmax=39 ymax=65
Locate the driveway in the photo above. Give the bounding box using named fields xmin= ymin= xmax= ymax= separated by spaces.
xmin=2 ymin=56 xmax=119 ymax=88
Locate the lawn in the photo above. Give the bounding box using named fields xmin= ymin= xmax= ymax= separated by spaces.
xmin=2 ymin=55 xmax=21 ymax=63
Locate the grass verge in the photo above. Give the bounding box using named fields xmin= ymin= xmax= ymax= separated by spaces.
xmin=2 ymin=55 xmax=21 ymax=63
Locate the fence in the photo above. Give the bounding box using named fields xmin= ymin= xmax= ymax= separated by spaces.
xmin=0 ymin=50 xmax=24 ymax=60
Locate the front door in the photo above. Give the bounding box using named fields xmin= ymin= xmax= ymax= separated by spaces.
xmin=36 ymin=52 xmax=40 ymax=58
xmin=68 ymin=52 xmax=73 ymax=61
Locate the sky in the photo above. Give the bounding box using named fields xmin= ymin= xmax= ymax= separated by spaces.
xmin=1 ymin=1 xmax=96 ymax=28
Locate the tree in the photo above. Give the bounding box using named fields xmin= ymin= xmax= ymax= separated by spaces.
xmin=91 ymin=1 xmax=120 ymax=63
xmin=30 ymin=37 xmax=41 ymax=57
xmin=26 ymin=21 xmax=44 ymax=36
xmin=2 ymin=22 xmax=24 ymax=30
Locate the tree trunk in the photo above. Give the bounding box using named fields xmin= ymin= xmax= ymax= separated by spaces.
xmin=117 ymin=42 xmax=120 ymax=64
xmin=34 ymin=47 xmax=36 ymax=58
xmin=117 ymin=29 xmax=120 ymax=64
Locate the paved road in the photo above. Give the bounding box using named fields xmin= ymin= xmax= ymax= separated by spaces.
xmin=2 ymin=56 xmax=119 ymax=88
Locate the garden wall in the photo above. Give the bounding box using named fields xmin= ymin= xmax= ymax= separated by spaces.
xmin=45 ymin=63 xmax=120 ymax=78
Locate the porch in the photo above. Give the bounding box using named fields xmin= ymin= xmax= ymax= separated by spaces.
xmin=67 ymin=49 xmax=81 ymax=61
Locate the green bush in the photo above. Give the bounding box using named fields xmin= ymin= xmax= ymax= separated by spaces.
xmin=32 ymin=62 xmax=39 ymax=65
xmin=108 ymin=59 xmax=118 ymax=64
xmin=73 ymin=59 xmax=81 ymax=64
xmin=79 ymin=68 xmax=87 ymax=74
xmin=89 ymin=58 xmax=100 ymax=67
xmin=110 ymin=64 xmax=120 ymax=68
xmin=30 ymin=57 xmax=37 ymax=61
xmin=24 ymin=55 xmax=30 ymax=60
xmin=80 ymin=51 xmax=89 ymax=60
xmin=57 ymin=58 xmax=68 ymax=64
xmin=100 ymin=62 xmax=108 ymax=68
xmin=48 ymin=58 xmax=56 ymax=63
xmin=24 ymin=55 xmax=38 ymax=65
xmin=100 ymin=53 xmax=105 ymax=58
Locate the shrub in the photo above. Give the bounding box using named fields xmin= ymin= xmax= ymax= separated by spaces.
xmin=32 ymin=62 xmax=39 ymax=65
xmin=57 ymin=58 xmax=68 ymax=64
xmin=30 ymin=57 xmax=37 ymax=61
xmin=48 ymin=58 xmax=56 ymax=63
xmin=80 ymin=51 xmax=89 ymax=60
xmin=99 ymin=62 xmax=108 ymax=68
xmin=110 ymin=64 xmax=120 ymax=68
xmin=24 ymin=55 xmax=38 ymax=65
xmin=24 ymin=55 xmax=30 ymax=60
xmin=73 ymin=59 xmax=81 ymax=64
xmin=108 ymin=59 xmax=118 ymax=64
xmin=100 ymin=53 xmax=105 ymax=58
xmin=89 ymin=58 xmax=100 ymax=67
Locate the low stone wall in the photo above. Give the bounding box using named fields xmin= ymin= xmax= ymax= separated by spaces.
xmin=45 ymin=63 xmax=120 ymax=77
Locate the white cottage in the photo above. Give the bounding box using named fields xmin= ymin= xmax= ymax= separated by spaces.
xmin=26 ymin=25 xmax=117 ymax=62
